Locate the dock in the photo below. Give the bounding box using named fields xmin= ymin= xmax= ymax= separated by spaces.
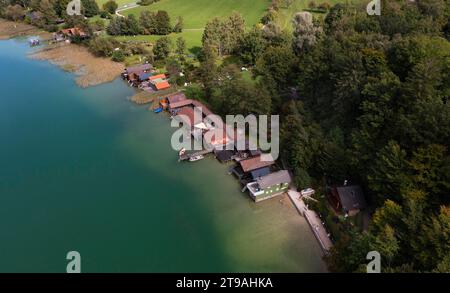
xmin=287 ymin=190 xmax=333 ymax=254
xmin=179 ymin=149 xmax=212 ymax=162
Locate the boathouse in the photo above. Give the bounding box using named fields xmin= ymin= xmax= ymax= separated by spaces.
xmin=138 ymin=72 xmax=153 ymax=82
xmin=214 ymin=149 xmax=235 ymax=163
xmin=246 ymin=170 xmax=292 ymax=202
xmin=175 ymin=107 xmax=204 ymax=140
xmin=231 ymin=154 xmax=275 ymax=185
xmin=169 ymin=99 xmax=194 ymax=112
xmin=60 ymin=27 xmax=87 ymax=39
xmin=124 ymin=64 xmax=153 ymax=76
xmin=149 ymin=74 xmax=170 ymax=91
xmin=239 ymin=154 xmax=275 ymax=173
xmin=204 ymin=126 xmax=234 ymax=151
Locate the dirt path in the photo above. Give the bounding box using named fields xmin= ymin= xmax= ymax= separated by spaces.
xmin=116 ymin=2 xmax=139 ymax=18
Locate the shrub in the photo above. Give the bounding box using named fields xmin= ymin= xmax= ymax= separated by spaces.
xmin=81 ymin=0 xmax=100 ymax=17
xmin=153 ymin=36 xmax=172 ymax=60
xmin=112 ymin=50 xmax=125 ymax=62
xmin=88 ymin=37 xmax=119 ymax=57
xmin=5 ymin=4 xmax=25 ymax=21
xmin=100 ymin=10 xmax=111 ymax=19
xmin=103 ymin=0 xmax=118 ymax=14
xmin=318 ymin=2 xmax=331 ymax=10
xmin=261 ymin=8 xmax=277 ymax=25
xmin=138 ymin=0 xmax=160 ymax=6
xmin=90 ymin=19 xmax=105 ymax=32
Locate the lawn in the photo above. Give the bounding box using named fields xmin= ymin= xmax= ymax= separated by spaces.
xmin=276 ymin=0 xmax=366 ymax=30
xmin=125 ymin=0 xmax=271 ymax=29
xmin=113 ymin=29 xmax=204 ymax=54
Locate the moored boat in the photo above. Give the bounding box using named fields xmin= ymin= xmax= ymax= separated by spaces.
xmin=189 ymin=155 xmax=204 ymax=162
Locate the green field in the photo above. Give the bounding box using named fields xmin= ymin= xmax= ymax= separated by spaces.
xmin=125 ymin=0 xmax=271 ymax=29
xmin=275 ymin=0 xmax=362 ymax=30
xmin=114 ymin=29 xmax=204 ymax=54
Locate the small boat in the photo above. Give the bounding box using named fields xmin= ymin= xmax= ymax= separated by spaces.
xmin=179 ymin=148 xmax=186 ymax=156
xmin=154 ymin=107 xmax=163 ymax=113
xmin=189 ymin=155 xmax=204 ymax=162
xmin=29 ymin=38 xmax=40 ymax=47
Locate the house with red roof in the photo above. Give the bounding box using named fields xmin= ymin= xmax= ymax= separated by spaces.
xmin=149 ymin=74 xmax=171 ymax=91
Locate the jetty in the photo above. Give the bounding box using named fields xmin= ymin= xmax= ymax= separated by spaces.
xmin=179 ymin=149 xmax=212 ymax=162
xmin=287 ymin=189 xmax=333 ymax=254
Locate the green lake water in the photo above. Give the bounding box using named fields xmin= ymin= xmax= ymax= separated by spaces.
xmin=0 ymin=39 xmax=326 ymax=272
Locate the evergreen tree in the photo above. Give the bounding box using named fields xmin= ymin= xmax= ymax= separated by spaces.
xmin=103 ymin=0 xmax=118 ymax=14
xmin=153 ymin=36 xmax=172 ymax=60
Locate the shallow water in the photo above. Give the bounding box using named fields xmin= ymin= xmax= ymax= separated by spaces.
xmin=0 ymin=39 xmax=326 ymax=272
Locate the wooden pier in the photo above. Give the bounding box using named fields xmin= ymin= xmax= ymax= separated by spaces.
xmin=287 ymin=190 xmax=333 ymax=254
xmin=179 ymin=149 xmax=213 ymax=162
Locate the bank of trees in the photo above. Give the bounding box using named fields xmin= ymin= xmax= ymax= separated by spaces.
xmin=287 ymin=1 xmax=449 ymax=272
xmin=202 ymin=12 xmax=246 ymax=56
xmin=106 ymin=10 xmax=182 ymax=36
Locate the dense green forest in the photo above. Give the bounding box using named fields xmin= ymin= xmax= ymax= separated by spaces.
xmin=1 ymin=0 xmax=449 ymax=272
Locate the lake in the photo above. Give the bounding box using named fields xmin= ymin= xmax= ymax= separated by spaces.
xmin=0 ymin=39 xmax=326 ymax=272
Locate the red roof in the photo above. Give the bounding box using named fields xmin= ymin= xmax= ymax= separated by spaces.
xmin=167 ymin=93 xmax=187 ymax=104
xmin=176 ymin=107 xmax=202 ymax=127
xmin=61 ymin=27 xmax=86 ymax=37
xmin=205 ymin=127 xmax=232 ymax=146
xmin=239 ymin=155 xmax=275 ymax=173
xmin=191 ymin=100 xmax=213 ymax=117
xmin=150 ymin=74 xmax=166 ymax=81
xmin=155 ymin=81 xmax=170 ymax=90
xmin=169 ymin=99 xmax=193 ymax=109
xmin=125 ymin=64 xmax=152 ymax=74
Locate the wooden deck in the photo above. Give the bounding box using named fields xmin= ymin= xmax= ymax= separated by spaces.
xmin=179 ymin=149 xmax=213 ymax=162
xmin=287 ymin=190 xmax=333 ymax=254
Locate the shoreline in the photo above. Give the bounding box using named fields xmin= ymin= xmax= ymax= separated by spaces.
xmin=0 ymin=19 xmax=51 ymax=40
xmin=29 ymin=43 xmax=125 ymax=88
xmin=0 ymin=19 xmax=124 ymax=88
xmin=0 ymin=24 xmax=329 ymax=271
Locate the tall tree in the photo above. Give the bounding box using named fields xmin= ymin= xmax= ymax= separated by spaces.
xmin=238 ymin=26 xmax=267 ymax=65
xmin=154 ymin=10 xmax=171 ymax=35
xmin=173 ymin=16 xmax=183 ymax=33
xmin=292 ymin=12 xmax=322 ymax=54
xmin=175 ymin=36 xmax=186 ymax=58
xmin=198 ymin=41 xmax=218 ymax=97
xmin=81 ymin=0 xmax=99 ymax=17
xmin=139 ymin=10 xmax=157 ymax=34
xmin=153 ymin=36 xmax=172 ymax=60
xmin=103 ymin=0 xmax=118 ymax=14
